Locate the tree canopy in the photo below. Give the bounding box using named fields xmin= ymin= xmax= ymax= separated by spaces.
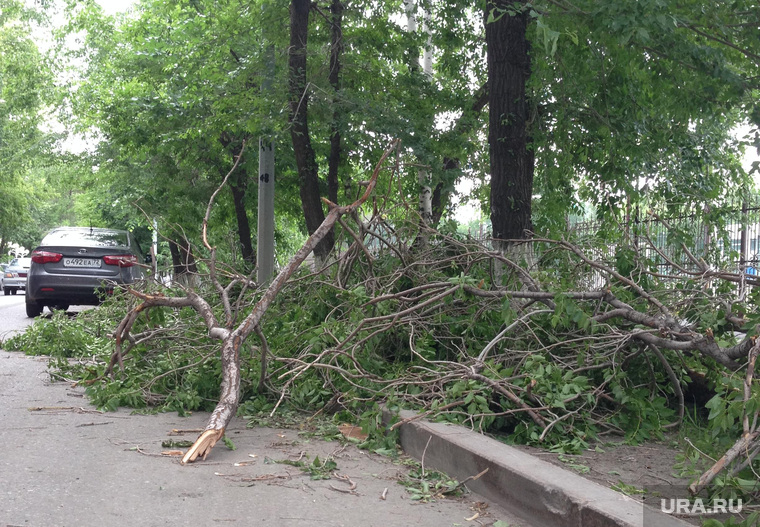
xmin=0 ymin=0 xmax=755 ymax=258
xmin=0 ymin=0 xmax=56 ymax=253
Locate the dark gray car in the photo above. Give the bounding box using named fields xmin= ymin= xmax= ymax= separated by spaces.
xmin=25 ymin=227 xmax=145 ymax=317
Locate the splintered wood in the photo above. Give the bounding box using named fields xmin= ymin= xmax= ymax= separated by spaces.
xmin=181 ymin=429 xmax=225 ymax=464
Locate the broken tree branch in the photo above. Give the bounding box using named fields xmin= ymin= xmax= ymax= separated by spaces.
xmin=180 ymin=139 xmax=400 ymax=464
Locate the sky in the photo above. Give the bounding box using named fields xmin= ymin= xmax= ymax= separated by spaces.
xmin=738 ymin=124 xmax=760 ymax=174
xmin=95 ymin=0 xmax=134 ymax=15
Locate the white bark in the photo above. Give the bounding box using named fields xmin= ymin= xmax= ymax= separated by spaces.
xmin=418 ymin=7 xmax=433 ymax=226
xmin=406 ymin=1 xmax=433 ymax=228
xmin=404 ymin=0 xmax=416 ymax=32
xmin=422 ymin=8 xmax=433 ymax=78
xmin=151 ymin=218 xmax=158 ymax=277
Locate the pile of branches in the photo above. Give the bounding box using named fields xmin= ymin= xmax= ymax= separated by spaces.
xmin=100 ymin=143 xmax=759 ymax=496
xmin=255 ymin=230 xmax=759 ymax=494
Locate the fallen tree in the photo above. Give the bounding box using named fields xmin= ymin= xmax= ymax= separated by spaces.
xmin=18 ymin=144 xmax=755 ymax=495
xmin=108 ymin=139 xmax=400 ymax=463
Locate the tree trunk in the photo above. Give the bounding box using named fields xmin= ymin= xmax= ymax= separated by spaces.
xmin=169 ymin=238 xmax=199 ymax=288
xmin=289 ymin=0 xmax=334 ymax=263
xmin=230 ymin=170 xmax=255 ymax=267
xmin=405 ymin=0 xmax=433 ymax=244
xmin=404 ymin=0 xmax=419 ymax=72
xmin=219 ymin=134 xmax=255 ymax=267
xmin=417 ymin=6 xmax=433 ymax=228
xmin=486 ymin=0 xmax=534 ymax=250
xmin=327 ymin=0 xmax=343 ymax=207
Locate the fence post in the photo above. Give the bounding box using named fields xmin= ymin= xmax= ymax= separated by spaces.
xmin=740 ymin=201 xmax=749 ymax=298
xmin=702 ymin=204 xmax=712 ymax=260
xmin=741 ymin=201 xmax=749 ymax=268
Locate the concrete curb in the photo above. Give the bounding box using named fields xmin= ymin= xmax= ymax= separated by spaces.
xmin=384 ymin=409 xmax=693 ymax=527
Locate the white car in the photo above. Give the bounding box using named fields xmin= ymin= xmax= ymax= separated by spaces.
xmin=3 ymin=257 xmax=31 ymax=295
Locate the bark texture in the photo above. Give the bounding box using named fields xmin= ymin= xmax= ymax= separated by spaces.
xmin=486 ymin=0 xmax=534 ymax=247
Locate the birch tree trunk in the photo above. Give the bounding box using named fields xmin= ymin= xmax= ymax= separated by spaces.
xmin=418 ymin=7 xmax=433 ymax=228
xmin=405 ymin=0 xmax=433 ymax=235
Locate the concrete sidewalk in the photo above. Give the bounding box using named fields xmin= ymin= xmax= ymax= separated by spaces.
xmin=0 ymin=351 xmax=529 ymax=527
xmin=386 ymin=410 xmax=694 ymax=527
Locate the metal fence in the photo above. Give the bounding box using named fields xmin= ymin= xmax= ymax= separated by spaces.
xmin=568 ymin=199 xmax=760 ymax=274
xmin=461 ymin=199 xmax=760 ymax=290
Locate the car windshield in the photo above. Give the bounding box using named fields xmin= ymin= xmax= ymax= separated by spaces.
xmin=41 ymin=229 xmax=129 ymax=248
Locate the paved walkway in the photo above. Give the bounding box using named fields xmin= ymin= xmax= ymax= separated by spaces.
xmin=0 ymin=351 xmax=529 ymax=527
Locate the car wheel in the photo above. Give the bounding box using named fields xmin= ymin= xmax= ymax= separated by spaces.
xmin=2 ymin=287 xmax=8 ymax=296
xmin=49 ymin=304 xmax=70 ymax=312
xmin=26 ymin=301 xmax=43 ymax=318
xmin=10 ymin=288 xmax=17 ymax=295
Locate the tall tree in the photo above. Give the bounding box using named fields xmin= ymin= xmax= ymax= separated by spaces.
xmin=485 ymin=0 xmax=533 ymax=249
xmin=405 ymin=0 xmax=434 ymax=231
xmin=220 ymin=133 xmax=255 ymax=267
xmin=327 ymin=0 xmax=343 ymax=207
xmin=289 ymin=0 xmax=334 ymax=263
xmin=0 ymin=1 xmax=53 ymax=251
xmin=483 ymin=0 xmax=760 ymax=241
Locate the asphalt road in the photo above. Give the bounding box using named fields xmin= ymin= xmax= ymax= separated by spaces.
xmin=0 ymin=293 xmax=31 ymax=341
xmin=0 ymin=293 xmax=93 ymax=343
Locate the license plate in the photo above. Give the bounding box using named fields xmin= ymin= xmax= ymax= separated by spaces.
xmin=63 ymin=258 xmax=102 ymax=268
